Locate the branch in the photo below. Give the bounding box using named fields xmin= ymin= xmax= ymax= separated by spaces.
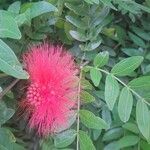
xmin=88 ymin=66 xmax=150 ymax=106
xmin=76 ymin=69 xmax=82 ymax=150
xmin=0 ymin=79 xmax=20 ymax=100
xmin=76 ymin=55 xmax=86 ymax=150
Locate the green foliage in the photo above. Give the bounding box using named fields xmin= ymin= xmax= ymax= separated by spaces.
xmin=80 ymin=90 xmax=95 ymax=103
xmin=0 ymin=0 xmax=150 ymax=149
xmin=79 ymin=109 xmax=109 ymax=129
xmin=111 ymin=56 xmax=144 ymax=76
xmin=79 ymin=130 xmax=96 ymax=150
xmin=0 ymin=10 xmax=21 ymax=39
xmin=118 ymin=87 xmax=133 ymax=122
xmin=90 ymin=67 xmax=102 ymax=86
xmin=54 ymin=129 xmax=76 ymax=148
xmin=0 ymin=101 xmax=15 ymax=125
xmin=136 ymin=100 xmax=150 ymax=141
xmin=105 ymin=74 xmax=120 ymax=110
xmin=0 ymin=39 xmax=28 ymax=79
xmin=93 ymin=51 xmax=109 ymax=68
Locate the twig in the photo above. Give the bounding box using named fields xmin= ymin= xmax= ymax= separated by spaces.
xmin=76 ymin=54 xmax=86 ymax=150
xmin=88 ymin=66 xmax=150 ymax=106
xmin=80 ymin=61 xmax=89 ymax=68
xmin=76 ymin=69 xmax=82 ymax=150
xmin=0 ymin=79 xmax=20 ymax=100
xmin=112 ymin=74 xmax=150 ymax=106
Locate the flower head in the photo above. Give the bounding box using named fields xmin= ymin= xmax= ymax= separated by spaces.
xmin=20 ymin=43 xmax=78 ymax=136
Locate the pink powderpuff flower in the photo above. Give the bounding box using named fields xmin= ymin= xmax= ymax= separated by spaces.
xmin=20 ymin=43 xmax=78 ymax=136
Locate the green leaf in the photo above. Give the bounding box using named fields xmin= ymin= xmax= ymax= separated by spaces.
xmin=65 ymin=3 xmax=87 ymax=16
xmin=128 ymin=76 xmax=150 ymax=90
xmin=81 ymin=78 xmax=93 ymax=90
xmin=0 ymin=144 xmax=7 ymax=150
xmin=102 ymin=128 xmax=123 ymax=142
xmin=131 ymin=26 xmax=150 ymax=41
xmin=118 ymin=87 xmax=133 ymax=122
xmin=54 ymin=129 xmax=76 ymax=148
xmin=0 ymin=101 xmax=15 ymax=126
xmin=115 ymin=1 xmax=140 ymax=14
xmin=0 ymin=108 xmax=15 ymax=125
xmin=115 ymin=25 xmax=126 ymax=45
xmin=0 ymin=40 xmax=29 ymax=79
xmin=79 ymin=130 xmax=96 ymax=150
xmin=90 ymin=68 xmax=102 ymax=87
xmin=133 ymin=2 xmax=150 ymax=13
xmin=128 ymin=76 xmax=150 ymax=99
xmin=121 ymin=48 xmax=143 ymax=56
xmin=28 ymin=1 xmax=57 ymax=19
xmin=122 ymin=122 xmax=139 ymax=134
xmin=80 ymin=109 xmax=109 ymax=130
xmin=0 ymin=10 xmax=21 ymax=39
xmin=80 ymin=91 xmax=95 ymax=103
xmin=102 ymin=106 xmax=112 ymax=127
xmin=93 ymin=51 xmax=109 ymax=67
xmin=111 ymin=56 xmax=143 ymax=76
xmin=140 ymin=140 xmax=150 ymax=150
xmin=66 ymin=16 xmax=87 ymax=29
xmin=40 ymin=137 xmax=54 ymax=150
xmin=15 ymin=13 xmax=27 ymax=26
xmin=82 ymin=38 xmax=102 ymax=51
xmin=104 ymin=141 xmax=119 ymax=150
xmin=128 ymin=32 xmax=146 ymax=48
xmin=84 ymin=0 xmax=99 ymax=4
xmin=8 ymin=1 xmax=21 ymax=14
xmin=136 ymin=100 xmax=150 ymax=141
xmin=117 ymin=135 xmax=139 ymax=149
xmin=92 ymin=130 xmax=101 ymax=141
xmin=99 ymin=0 xmax=117 ymax=10
xmin=11 ymin=143 xmax=25 ymax=150
xmin=69 ymin=30 xmax=89 ymax=42
xmin=90 ymin=5 xmax=110 ymax=25
xmin=0 ymin=128 xmax=16 ymax=148
xmin=105 ymin=74 xmax=120 ymax=110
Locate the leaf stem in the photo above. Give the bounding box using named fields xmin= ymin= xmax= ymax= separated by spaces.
xmin=76 ymin=68 xmax=82 ymax=150
xmin=88 ymin=66 xmax=150 ymax=106
xmin=0 ymin=79 xmax=20 ymax=100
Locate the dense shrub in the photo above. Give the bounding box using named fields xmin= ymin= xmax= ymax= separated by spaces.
xmin=0 ymin=0 xmax=150 ymax=149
